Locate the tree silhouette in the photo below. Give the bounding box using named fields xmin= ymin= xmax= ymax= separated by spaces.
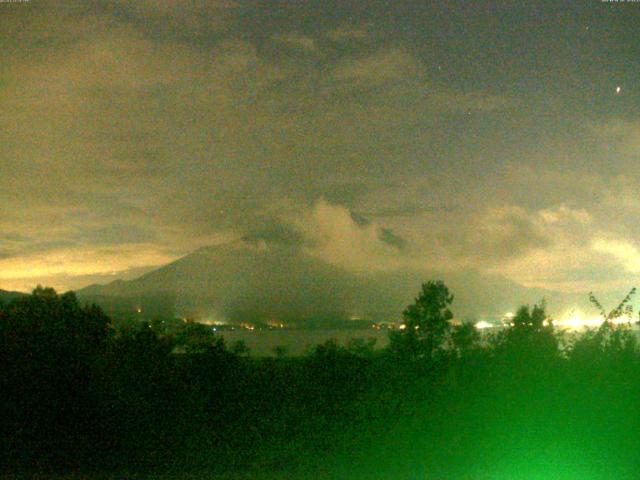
xmin=569 ymin=288 xmax=638 ymax=365
xmin=389 ymin=281 xmax=454 ymax=361
xmin=451 ymin=321 xmax=480 ymax=357
xmin=0 ymin=287 xmax=112 ymax=469
xmin=512 ymin=302 xmax=547 ymax=330
xmin=588 ymin=287 xmax=636 ymax=323
xmin=493 ymin=300 xmax=558 ymax=362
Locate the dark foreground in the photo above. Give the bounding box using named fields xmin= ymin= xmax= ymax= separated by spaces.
xmin=3 ymin=286 xmax=640 ymax=479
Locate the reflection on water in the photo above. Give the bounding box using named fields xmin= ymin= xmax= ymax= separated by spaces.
xmin=219 ymin=329 xmax=390 ymax=356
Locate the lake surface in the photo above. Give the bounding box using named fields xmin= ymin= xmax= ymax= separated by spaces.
xmin=219 ymin=329 xmax=390 ymax=356
xmin=218 ymin=325 xmax=640 ymax=356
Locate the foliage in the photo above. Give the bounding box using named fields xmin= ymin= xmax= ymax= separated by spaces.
xmin=450 ymin=321 xmax=481 ymax=357
xmin=572 ymin=288 xmax=639 ymax=366
xmin=491 ymin=300 xmax=559 ymax=364
xmin=568 ymin=320 xmax=637 ymax=364
xmin=388 ymin=280 xmax=454 ymax=361
xmin=0 ymin=287 xmax=111 ymax=469
xmin=173 ymin=321 xmax=226 ymax=354
xmin=5 ymin=283 xmax=640 ymax=479
xmin=512 ymin=301 xmax=547 ymax=329
xmin=588 ymin=287 xmax=636 ymax=322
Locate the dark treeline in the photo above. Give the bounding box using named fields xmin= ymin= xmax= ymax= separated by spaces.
xmin=2 ymin=283 xmax=640 ymax=479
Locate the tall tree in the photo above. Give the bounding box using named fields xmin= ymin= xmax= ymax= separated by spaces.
xmin=389 ymin=281 xmax=454 ymax=361
xmin=494 ymin=301 xmax=558 ymax=362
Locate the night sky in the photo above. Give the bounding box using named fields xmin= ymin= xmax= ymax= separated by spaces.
xmin=2 ymin=1 xmax=640 ymax=318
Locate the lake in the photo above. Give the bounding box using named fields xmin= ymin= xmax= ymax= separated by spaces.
xmin=218 ymin=324 xmax=640 ymax=356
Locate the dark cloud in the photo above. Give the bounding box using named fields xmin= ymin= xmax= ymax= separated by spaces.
xmin=93 ymin=0 xmax=240 ymax=43
xmin=241 ymin=223 xmax=306 ymax=247
xmin=379 ymin=228 xmax=406 ymax=250
xmin=349 ymin=212 xmax=371 ymax=227
xmin=81 ymin=225 xmax=158 ymax=245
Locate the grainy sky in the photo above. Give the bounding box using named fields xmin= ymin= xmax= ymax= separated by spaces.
xmin=2 ymin=0 xmax=640 ymax=314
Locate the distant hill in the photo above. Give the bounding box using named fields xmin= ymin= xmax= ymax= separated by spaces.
xmin=76 ymin=238 xmax=594 ymax=325
xmin=77 ymin=239 xmax=404 ymax=323
xmin=0 ymin=289 xmax=27 ymax=304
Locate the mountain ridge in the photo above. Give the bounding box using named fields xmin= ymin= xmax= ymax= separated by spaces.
xmin=0 ymin=289 xmax=27 ymax=304
xmin=74 ymin=239 xmax=598 ymax=324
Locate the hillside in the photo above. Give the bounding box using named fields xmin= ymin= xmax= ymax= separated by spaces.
xmin=0 ymin=289 xmax=27 ymax=304
xmin=76 ymin=239 xmax=593 ymax=325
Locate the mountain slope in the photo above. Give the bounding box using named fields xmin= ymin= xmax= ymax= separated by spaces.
xmin=0 ymin=289 xmax=27 ymax=304
xmin=76 ymin=239 xmax=594 ymax=324
xmin=79 ymin=240 xmax=408 ymax=322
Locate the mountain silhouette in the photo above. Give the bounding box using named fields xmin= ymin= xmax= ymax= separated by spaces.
xmin=0 ymin=289 xmax=27 ymax=304
xmin=75 ymin=238 xmax=592 ymax=325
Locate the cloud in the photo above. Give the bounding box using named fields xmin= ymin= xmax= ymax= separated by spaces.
xmin=1 ymin=0 xmax=636 ymax=315
xmin=241 ymin=223 xmax=306 ymax=247
xmin=538 ymin=205 xmax=591 ymax=225
xmin=271 ymin=33 xmax=319 ymax=54
xmin=591 ymin=119 xmax=640 ymax=156
xmin=479 ymin=205 xmax=635 ymax=293
xmin=592 ymin=238 xmax=640 ymax=274
xmin=326 ymin=24 xmax=373 ymax=42
xmin=379 ymin=228 xmax=407 ymax=250
xmin=453 ymin=205 xmax=550 ymax=265
xmin=95 ymin=0 xmax=240 ymax=41
xmin=289 ymin=199 xmax=409 ymax=274
xmin=0 ymin=243 xmax=177 ymax=291
xmin=425 ymin=89 xmax=516 ymax=113
xmin=327 ymin=48 xmax=514 ymax=114
xmin=428 ymin=202 xmax=611 ymax=292
xmin=330 ymin=48 xmax=422 ymax=87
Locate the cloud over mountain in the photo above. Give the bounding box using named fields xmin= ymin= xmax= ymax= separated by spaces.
xmin=1 ymin=0 xmax=639 ymax=317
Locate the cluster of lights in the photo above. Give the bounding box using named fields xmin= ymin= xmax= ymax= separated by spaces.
xmin=474 ymin=321 xmax=494 ymax=330
xmin=265 ymin=320 xmax=286 ymax=329
xmin=554 ymin=310 xmax=633 ymax=330
xmin=470 ymin=310 xmax=636 ymax=331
